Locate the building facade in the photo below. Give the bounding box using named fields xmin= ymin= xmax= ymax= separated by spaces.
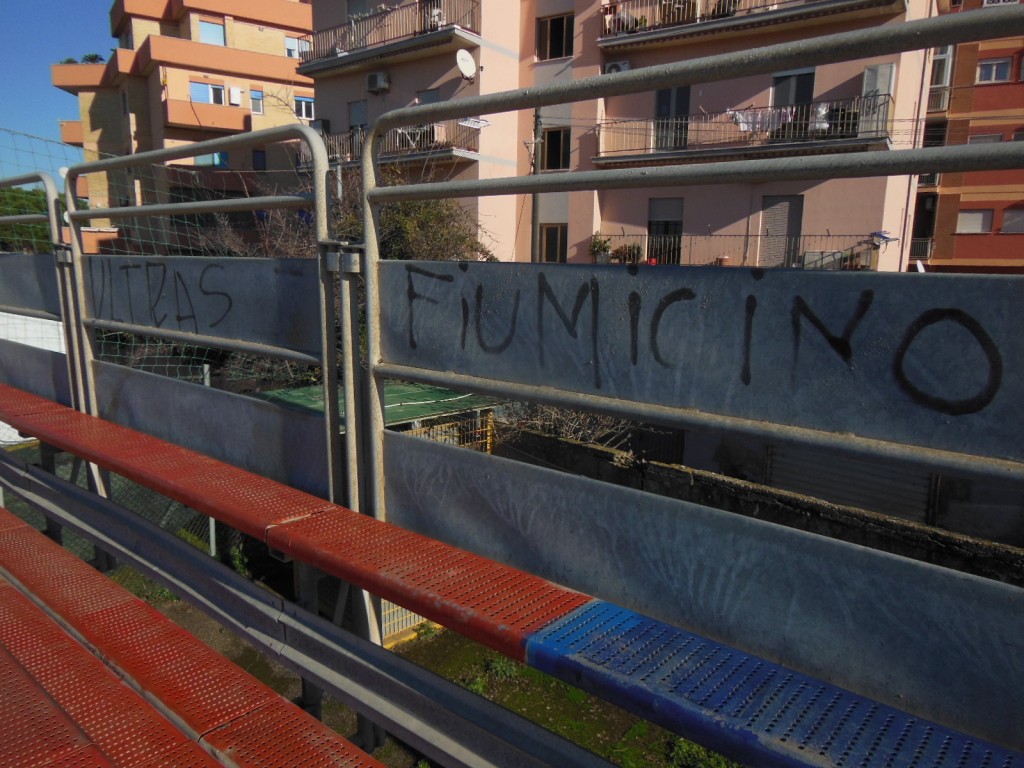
xmin=300 ymin=0 xmax=936 ymax=269
xmin=912 ymin=0 xmax=1024 ymax=273
xmin=52 ymin=0 xmax=315 ymax=246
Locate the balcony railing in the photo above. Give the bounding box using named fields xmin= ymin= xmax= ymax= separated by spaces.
xmin=598 ymin=94 xmax=893 ymax=158
xmin=318 ymin=119 xmax=481 ymax=163
xmin=300 ymin=0 xmax=480 ymax=64
xmin=927 ymin=87 xmax=950 ymax=112
xmin=600 ymin=0 xmax=856 ymax=37
xmin=909 ymin=238 xmax=934 ymax=261
xmin=595 ymin=233 xmax=879 ymax=269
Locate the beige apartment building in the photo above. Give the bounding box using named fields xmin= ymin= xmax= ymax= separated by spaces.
xmin=299 ymin=0 xmax=936 ymax=269
xmin=52 ymin=0 xmax=315 ymax=248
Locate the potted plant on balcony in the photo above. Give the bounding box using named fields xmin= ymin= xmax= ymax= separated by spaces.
xmin=611 ymin=242 xmax=643 ymax=264
xmin=589 ymin=232 xmax=612 ymax=263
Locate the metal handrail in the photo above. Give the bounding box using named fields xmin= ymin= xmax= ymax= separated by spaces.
xmin=359 ymin=5 xmax=1024 ymax=516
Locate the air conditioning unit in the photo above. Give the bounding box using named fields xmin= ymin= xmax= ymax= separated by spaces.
xmin=604 ymin=60 xmax=631 ymax=74
xmin=366 ymin=71 xmax=390 ymax=93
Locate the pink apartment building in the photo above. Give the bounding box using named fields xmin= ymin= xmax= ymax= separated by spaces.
xmin=301 ymin=0 xmax=935 ymax=268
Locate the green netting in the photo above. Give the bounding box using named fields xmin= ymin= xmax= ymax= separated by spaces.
xmin=257 ymin=381 xmax=501 ymax=427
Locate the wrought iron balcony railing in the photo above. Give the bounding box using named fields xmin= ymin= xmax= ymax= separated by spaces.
xmin=300 ymin=0 xmax=480 ymax=64
xmin=598 ymin=94 xmax=893 ymax=157
xmin=594 ymin=233 xmax=880 ymax=269
xmin=319 ymin=120 xmax=481 ymax=163
xmin=927 ymin=86 xmax=950 ymax=112
xmin=600 ymin=0 xmax=870 ymax=37
xmin=909 ymin=238 xmax=935 ymax=262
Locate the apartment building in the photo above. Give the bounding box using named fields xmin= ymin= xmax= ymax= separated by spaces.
xmin=911 ymin=0 xmax=1024 ymax=273
xmin=299 ymin=0 xmax=934 ymax=268
xmin=52 ymin=0 xmax=314 ymax=232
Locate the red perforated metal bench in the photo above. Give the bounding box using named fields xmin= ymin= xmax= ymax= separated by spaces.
xmin=0 ymin=504 xmax=381 ymax=768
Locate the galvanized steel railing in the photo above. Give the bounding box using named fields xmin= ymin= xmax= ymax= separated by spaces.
xmin=358 ymin=9 xmax=1024 ymax=748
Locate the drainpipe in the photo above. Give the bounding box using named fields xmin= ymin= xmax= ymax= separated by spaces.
xmin=531 ymin=110 xmax=542 ymax=262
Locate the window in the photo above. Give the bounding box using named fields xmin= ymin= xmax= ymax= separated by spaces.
xmin=199 ymin=20 xmax=225 ymax=46
xmin=189 ymin=82 xmax=225 ymax=105
xmin=977 ymin=58 xmax=1012 ymax=84
xmin=1002 ymin=208 xmax=1024 ymax=233
xmin=285 ymin=36 xmax=310 ymax=59
xmin=295 ymin=96 xmax=315 ymax=120
xmin=252 ymin=149 xmax=266 ymax=171
xmin=930 ymin=46 xmax=953 ymax=88
xmin=956 ymin=209 xmax=993 ymax=233
xmin=1014 ymin=131 xmax=1024 ymax=141
xmin=540 ymin=224 xmax=568 ymax=263
xmin=195 ymin=152 xmax=228 ymax=168
xmin=251 ymin=89 xmax=264 ymax=115
xmin=968 ymin=133 xmax=1003 ymax=143
xmin=537 ymin=14 xmax=574 ymax=60
xmin=541 ymin=127 xmax=571 ymax=170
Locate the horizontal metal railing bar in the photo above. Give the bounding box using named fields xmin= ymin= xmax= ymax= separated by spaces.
xmin=0 ymin=305 xmax=61 ymax=322
xmin=0 ymin=173 xmax=62 ymax=247
xmin=64 ymin=124 xmax=328 ymax=225
xmin=374 ymin=362 xmax=1024 ymax=483
xmin=83 ymin=318 xmax=321 ymax=366
xmin=69 ymin=194 xmax=312 ymax=223
xmin=366 ymin=8 xmax=1024 ymax=136
xmin=0 ymin=214 xmax=51 ymax=226
xmin=370 ymin=142 xmax=1024 ymax=202
xmin=0 ymin=456 xmax=611 ymax=768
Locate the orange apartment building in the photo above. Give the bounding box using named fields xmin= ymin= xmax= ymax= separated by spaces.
xmin=911 ymin=0 xmax=1024 ymax=273
xmin=299 ymin=0 xmax=936 ymax=269
xmin=51 ymin=0 xmax=315 ymax=249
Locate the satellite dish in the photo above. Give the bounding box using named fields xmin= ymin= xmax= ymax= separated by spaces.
xmin=456 ymin=49 xmax=477 ymax=82
xmin=58 ymin=167 xmax=69 ymax=179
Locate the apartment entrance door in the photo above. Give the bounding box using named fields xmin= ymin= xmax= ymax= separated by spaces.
xmin=654 ymin=87 xmax=690 ymax=150
xmin=760 ymin=195 xmax=803 ymax=267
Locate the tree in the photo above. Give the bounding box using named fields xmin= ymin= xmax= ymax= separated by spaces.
xmin=80 ymin=53 xmax=105 ymax=64
xmin=0 ymin=187 xmax=51 ymax=254
xmin=334 ymin=165 xmax=493 ymax=262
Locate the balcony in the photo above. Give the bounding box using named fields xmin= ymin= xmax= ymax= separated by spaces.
xmin=299 ymin=0 xmax=480 ymax=69
xmin=597 ymin=94 xmax=893 ymax=163
xmin=164 ymin=99 xmax=251 ymax=133
xmin=60 ymin=121 xmax=85 ymax=147
xmin=315 ymin=119 xmax=482 ymax=164
xmin=599 ymin=0 xmax=902 ymax=44
xmin=595 ymin=232 xmax=879 ymax=269
xmin=927 ymin=87 xmax=950 ymax=113
xmin=909 ymin=238 xmax=934 ymax=262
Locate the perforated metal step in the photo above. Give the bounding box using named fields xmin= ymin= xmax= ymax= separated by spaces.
xmin=528 ymin=602 xmax=1024 ymax=768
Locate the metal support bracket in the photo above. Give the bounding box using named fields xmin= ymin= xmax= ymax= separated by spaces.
xmin=54 ymin=244 xmax=73 ymax=265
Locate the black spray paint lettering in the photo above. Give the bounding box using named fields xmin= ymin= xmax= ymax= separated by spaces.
xmin=473 ymin=284 xmax=520 ymax=354
xmin=406 ymin=265 xmax=453 ymax=349
xmin=893 ymin=308 xmax=1002 ymax=416
xmin=790 ymin=290 xmax=875 ymax=376
xmin=402 ymin=267 xmax=1004 ymax=415
xmin=90 ymin=259 xmax=234 ymax=332
xmin=537 ymin=273 xmax=600 ymax=387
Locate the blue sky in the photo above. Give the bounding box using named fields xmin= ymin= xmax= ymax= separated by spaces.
xmin=0 ymin=0 xmax=115 ymax=175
